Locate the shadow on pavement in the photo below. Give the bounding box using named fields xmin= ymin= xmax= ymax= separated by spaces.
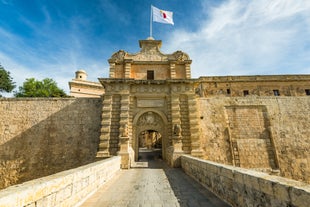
xmin=163 ymin=166 xmax=231 ymax=207
xmin=135 ymin=149 xmax=231 ymax=207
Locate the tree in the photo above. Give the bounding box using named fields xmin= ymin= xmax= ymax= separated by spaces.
xmin=14 ymin=78 xmax=68 ymax=97
xmin=0 ymin=65 xmax=16 ymax=97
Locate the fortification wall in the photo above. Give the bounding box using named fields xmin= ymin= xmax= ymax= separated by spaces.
xmin=0 ymin=98 xmax=102 ymax=189
xmin=198 ymin=96 xmax=310 ymax=183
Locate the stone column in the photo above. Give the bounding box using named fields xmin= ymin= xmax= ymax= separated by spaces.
xmin=97 ymin=95 xmax=113 ymax=158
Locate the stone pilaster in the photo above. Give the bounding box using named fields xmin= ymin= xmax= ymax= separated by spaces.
xmin=117 ymin=92 xmax=132 ymax=168
xmin=110 ymin=95 xmax=121 ymax=155
xmin=169 ymin=93 xmax=184 ymax=166
xmin=109 ymin=62 xmax=115 ymax=78
xmin=124 ymin=61 xmax=132 ymax=78
xmin=119 ymin=93 xmax=130 ymax=133
xmin=165 ymin=95 xmax=172 ymax=147
xmin=170 ymin=94 xmax=181 ymax=134
xmin=188 ymin=94 xmax=203 ymax=158
xmin=185 ymin=63 xmax=191 ymax=79
xmin=97 ymin=95 xmax=113 ymax=158
xmin=170 ymin=63 xmax=176 ymax=79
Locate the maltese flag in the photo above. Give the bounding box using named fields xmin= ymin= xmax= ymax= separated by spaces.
xmin=152 ymin=5 xmax=174 ymax=25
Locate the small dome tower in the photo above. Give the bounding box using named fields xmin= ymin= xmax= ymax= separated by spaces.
xmin=75 ymin=70 xmax=87 ymax=80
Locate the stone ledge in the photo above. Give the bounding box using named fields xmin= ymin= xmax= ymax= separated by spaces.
xmin=181 ymin=155 xmax=310 ymax=207
xmin=0 ymin=156 xmax=121 ymax=207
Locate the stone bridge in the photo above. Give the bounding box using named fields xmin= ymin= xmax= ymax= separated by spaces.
xmin=0 ymin=150 xmax=309 ymax=207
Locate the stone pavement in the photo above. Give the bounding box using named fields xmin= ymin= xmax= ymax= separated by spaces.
xmin=80 ymin=150 xmax=230 ymax=207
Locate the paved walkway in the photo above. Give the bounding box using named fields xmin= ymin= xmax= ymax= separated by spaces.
xmin=80 ymin=150 xmax=230 ymax=207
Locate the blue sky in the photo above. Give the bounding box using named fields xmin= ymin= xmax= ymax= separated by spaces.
xmin=1 ymin=0 xmax=310 ymax=95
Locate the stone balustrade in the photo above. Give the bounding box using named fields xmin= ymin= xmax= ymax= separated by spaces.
xmin=181 ymin=155 xmax=310 ymax=207
xmin=0 ymin=156 xmax=121 ymax=207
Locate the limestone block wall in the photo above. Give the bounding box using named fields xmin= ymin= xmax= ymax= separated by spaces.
xmin=0 ymin=156 xmax=121 ymax=207
xmin=181 ymin=155 xmax=310 ymax=207
xmin=198 ymin=97 xmax=310 ymax=183
xmin=0 ymin=98 xmax=102 ymax=189
xmin=131 ymin=64 xmax=170 ymax=80
xmin=199 ymin=75 xmax=310 ymax=97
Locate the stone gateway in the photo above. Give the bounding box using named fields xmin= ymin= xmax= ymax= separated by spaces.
xmin=1 ymin=38 xmax=310 ymax=190
xmin=94 ymin=39 xmax=202 ymax=167
xmin=69 ymin=38 xmax=310 ymax=183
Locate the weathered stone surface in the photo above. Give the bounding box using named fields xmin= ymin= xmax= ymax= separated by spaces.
xmin=198 ymin=97 xmax=310 ymax=183
xmin=2 ymin=38 xmax=310 ymax=202
xmin=181 ymin=155 xmax=310 ymax=207
xmin=0 ymin=98 xmax=102 ymax=189
xmin=69 ymin=39 xmax=310 ymax=183
xmin=0 ymin=156 xmax=120 ymax=207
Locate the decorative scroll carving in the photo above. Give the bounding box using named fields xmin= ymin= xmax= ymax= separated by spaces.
xmin=173 ymin=51 xmax=189 ymax=61
xmin=137 ymin=112 xmax=160 ymax=126
xmin=110 ymin=50 xmax=126 ymax=62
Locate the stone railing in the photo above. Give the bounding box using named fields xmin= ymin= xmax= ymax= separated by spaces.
xmin=181 ymin=155 xmax=310 ymax=207
xmin=0 ymin=156 xmax=121 ymax=207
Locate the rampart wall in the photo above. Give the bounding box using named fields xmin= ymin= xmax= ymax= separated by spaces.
xmin=181 ymin=155 xmax=310 ymax=207
xmin=198 ymin=97 xmax=310 ymax=183
xmin=0 ymin=156 xmax=121 ymax=207
xmin=0 ymin=98 xmax=102 ymax=189
xmin=1 ymin=96 xmax=309 ymax=190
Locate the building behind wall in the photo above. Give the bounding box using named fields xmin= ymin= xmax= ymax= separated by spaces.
xmin=69 ymin=70 xmax=104 ymax=97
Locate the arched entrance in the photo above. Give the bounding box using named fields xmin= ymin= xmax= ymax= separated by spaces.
xmin=132 ymin=110 xmax=168 ymax=162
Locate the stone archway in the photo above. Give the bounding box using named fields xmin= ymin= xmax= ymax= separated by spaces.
xmin=132 ymin=110 xmax=168 ymax=162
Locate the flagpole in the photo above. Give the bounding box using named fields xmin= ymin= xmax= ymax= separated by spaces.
xmin=150 ymin=5 xmax=152 ymax=38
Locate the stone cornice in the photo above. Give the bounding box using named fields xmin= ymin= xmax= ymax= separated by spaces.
xmin=69 ymin=79 xmax=103 ymax=88
xmin=98 ymin=78 xmax=198 ymax=85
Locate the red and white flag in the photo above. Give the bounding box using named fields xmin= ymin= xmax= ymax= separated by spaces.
xmin=152 ymin=5 xmax=174 ymax=25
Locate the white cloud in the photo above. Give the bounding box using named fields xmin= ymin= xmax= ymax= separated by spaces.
xmin=165 ymin=0 xmax=310 ymax=78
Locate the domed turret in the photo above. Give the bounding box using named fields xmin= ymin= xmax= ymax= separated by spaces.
xmin=75 ymin=70 xmax=87 ymax=80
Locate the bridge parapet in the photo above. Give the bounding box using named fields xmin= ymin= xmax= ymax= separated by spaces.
xmin=181 ymin=155 xmax=310 ymax=207
xmin=0 ymin=156 xmax=121 ymax=207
